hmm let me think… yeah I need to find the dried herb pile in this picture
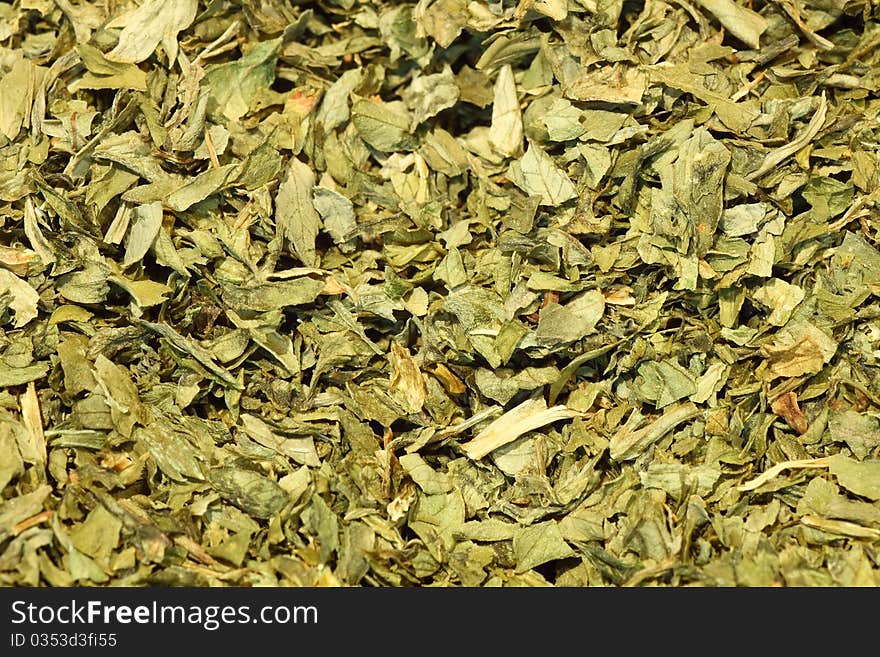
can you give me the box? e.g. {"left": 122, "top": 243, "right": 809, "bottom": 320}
{"left": 2, "top": 0, "right": 880, "bottom": 586}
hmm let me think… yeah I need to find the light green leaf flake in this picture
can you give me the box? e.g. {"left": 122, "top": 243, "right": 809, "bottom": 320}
{"left": 720, "top": 203, "right": 766, "bottom": 237}
{"left": 276, "top": 157, "right": 322, "bottom": 267}
{"left": 240, "top": 413, "right": 320, "bottom": 467}
{"left": 135, "top": 424, "right": 203, "bottom": 482}
{"left": 123, "top": 201, "right": 163, "bottom": 267}
{"left": 73, "top": 44, "right": 147, "bottom": 91}
{"left": 508, "top": 142, "right": 577, "bottom": 206}
{"left": 57, "top": 266, "right": 109, "bottom": 305}
{"left": 543, "top": 98, "right": 584, "bottom": 142}
{"left": 352, "top": 97, "right": 415, "bottom": 152}
{"left": 513, "top": 520, "right": 573, "bottom": 573}
{"left": 633, "top": 359, "right": 697, "bottom": 408}
{"left": 536, "top": 289, "right": 605, "bottom": 345}
{"left": 208, "top": 467, "right": 290, "bottom": 519}
{"left": 401, "top": 65, "right": 460, "bottom": 129}
{"left": 313, "top": 186, "right": 357, "bottom": 252}
{"left": 640, "top": 463, "right": 721, "bottom": 500}
{"left": 164, "top": 163, "right": 238, "bottom": 212}
{"left": 829, "top": 454, "right": 880, "bottom": 502}
{"left": 205, "top": 38, "right": 282, "bottom": 122}
{"left": 673, "top": 128, "right": 730, "bottom": 257}
{"left": 692, "top": 0, "right": 767, "bottom": 49}
{"left": 399, "top": 453, "right": 452, "bottom": 494}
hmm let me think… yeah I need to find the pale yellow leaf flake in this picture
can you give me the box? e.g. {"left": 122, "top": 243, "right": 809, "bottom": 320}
{"left": 389, "top": 341, "right": 427, "bottom": 413}
{"left": 19, "top": 382, "right": 46, "bottom": 472}
{"left": 565, "top": 65, "right": 647, "bottom": 105}
{"left": 0, "top": 58, "right": 35, "bottom": 140}
{"left": 55, "top": 0, "right": 107, "bottom": 43}
{"left": 692, "top": 0, "right": 768, "bottom": 49}
{"left": 105, "top": 0, "right": 198, "bottom": 64}
{"left": 515, "top": 0, "right": 568, "bottom": 21}
{"left": 0, "top": 268, "right": 40, "bottom": 328}
{"left": 488, "top": 65, "right": 523, "bottom": 158}
{"left": 92, "top": 355, "right": 147, "bottom": 438}
{"left": 690, "top": 362, "right": 729, "bottom": 405}
{"left": 0, "top": 244, "right": 34, "bottom": 277}
{"left": 122, "top": 201, "right": 163, "bottom": 267}
{"left": 49, "top": 305, "right": 94, "bottom": 326}
{"left": 752, "top": 278, "right": 805, "bottom": 326}
{"left": 758, "top": 321, "right": 837, "bottom": 380}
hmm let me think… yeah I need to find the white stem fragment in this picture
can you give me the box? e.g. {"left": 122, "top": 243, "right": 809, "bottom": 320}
{"left": 747, "top": 94, "right": 827, "bottom": 181}
{"left": 738, "top": 457, "right": 830, "bottom": 492}
{"left": 460, "top": 397, "right": 582, "bottom": 461}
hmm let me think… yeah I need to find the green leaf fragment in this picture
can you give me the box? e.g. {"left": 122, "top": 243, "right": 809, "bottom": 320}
{"left": 508, "top": 142, "right": 577, "bottom": 206}
{"left": 276, "top": 157, "right": 322, "bottom": 267}
{"left": 513, "top": 521, "right": 574, "bottom": 573}
{"left": 208, "top": 467, "right": 290, "bottom": 519}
